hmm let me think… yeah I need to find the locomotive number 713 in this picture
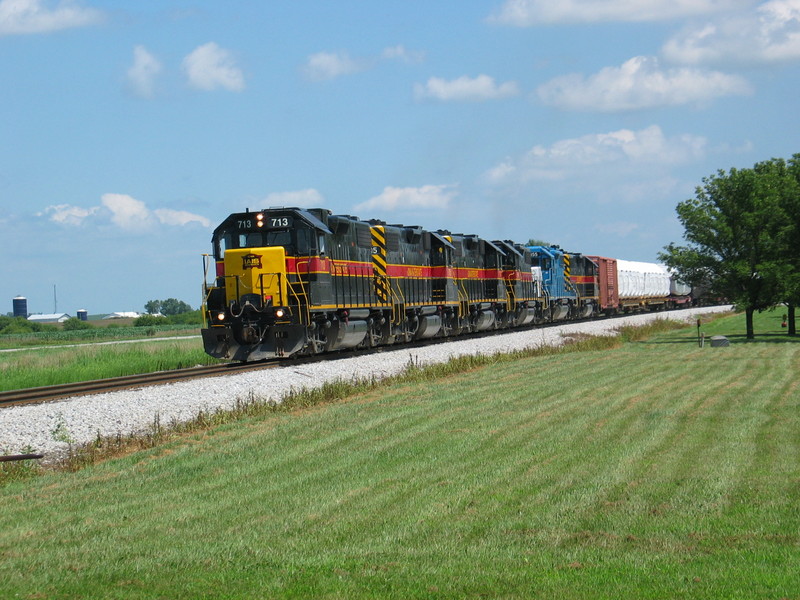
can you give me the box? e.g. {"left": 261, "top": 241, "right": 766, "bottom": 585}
{"left": 236, "top": 216, "right": 292, "bottom": 229}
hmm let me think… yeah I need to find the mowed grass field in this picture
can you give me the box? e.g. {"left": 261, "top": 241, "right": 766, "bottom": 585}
{"left": 1, "top": 310, "right": 798, "bottom": 599}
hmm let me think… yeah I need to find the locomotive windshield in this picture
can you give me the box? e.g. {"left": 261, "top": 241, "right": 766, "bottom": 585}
{"left": 213, "top": 225, "right": 317, "bottom": 259}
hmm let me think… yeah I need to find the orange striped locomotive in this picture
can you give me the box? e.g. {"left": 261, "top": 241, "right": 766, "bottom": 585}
{"left": 201, "top": 207, "right": 543, "bottom": 361}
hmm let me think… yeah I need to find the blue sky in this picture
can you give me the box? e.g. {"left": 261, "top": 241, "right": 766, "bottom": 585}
{"left": 2, "top": 0, "right": 798, "bottom": 315}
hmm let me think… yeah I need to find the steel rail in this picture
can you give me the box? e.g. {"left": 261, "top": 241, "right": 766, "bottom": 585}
{"left": 0, "top": 362, "right": 277, "bottom": 408}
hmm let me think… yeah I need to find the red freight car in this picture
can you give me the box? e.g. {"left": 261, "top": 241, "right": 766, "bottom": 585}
{"left": 586, "top": 255, "right": 618, "bottom": 313}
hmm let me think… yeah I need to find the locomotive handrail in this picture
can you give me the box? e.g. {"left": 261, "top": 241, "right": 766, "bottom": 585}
{"left": 375, "top": 273, "right": 393, "bottom": 307}
{"left": 564, "top": 277, "right": 578, "bottom": 294}
{"left": 504, "top": 272, "right": 516, "bottom": 313}
{"left": 291, "top": 260, "right": 311, "bottom": 326}
{"left": 285, "top": 279, "right": 306, "bottom": 323}
{"left": 456, "top": 278, "right": 470, "bottom": 320}
{"left": 219, "top": 274, "right": 243, "bottom": 312}
{"left": 390, "top": 277, "right": 406, "bottom": 325}
{"left": 256, "top": 272, "right": 281, "bottom": 307}
{"left": 201, "top": 254, "right": 211, "bottom": 296}
{"left": 201, "top": 254, "right": 213, "bottom": 327}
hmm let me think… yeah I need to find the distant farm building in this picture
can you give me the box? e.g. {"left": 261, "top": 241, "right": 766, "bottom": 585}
{"left": 103, "top": 312, "right": 141, "bottom": 319}
{"left": 28, "top": 313, "right": 71, "bottom": 323}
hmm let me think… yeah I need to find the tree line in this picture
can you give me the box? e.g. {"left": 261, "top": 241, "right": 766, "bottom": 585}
{"left": 660, "top": 154, "right": 800, "bottom": 339}
{"left": 144, "top": 298, "right": 193, "bottom": 316}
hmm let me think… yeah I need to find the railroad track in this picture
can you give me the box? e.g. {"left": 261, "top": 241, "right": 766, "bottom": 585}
{"left": 0, "top": 305, "right": 723, "bottom": 409}
{"left": 0, "top": 362, "right": 277, "bottom": 408}
{"left": 0, "top": 327, "right": 503, "bottom": 408}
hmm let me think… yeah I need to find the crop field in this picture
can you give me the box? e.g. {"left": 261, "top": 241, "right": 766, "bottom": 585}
{"left": 1, "top": 310, "right": 798, "bottom": 599}
{"left": 0, "top": 322, "right": 200, "bottom": 350}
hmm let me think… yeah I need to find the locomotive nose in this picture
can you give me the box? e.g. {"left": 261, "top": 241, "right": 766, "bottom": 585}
{"left": 224, "top": 246, "right": 288, "bottom": 307}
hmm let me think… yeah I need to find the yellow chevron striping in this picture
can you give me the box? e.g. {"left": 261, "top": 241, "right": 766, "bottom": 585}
{"left": 371, "top": 225, "right": 390, "bottom": 302}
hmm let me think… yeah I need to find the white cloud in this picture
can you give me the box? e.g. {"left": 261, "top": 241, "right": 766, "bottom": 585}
{"left": 536, "top": 55, "right": 752, "bottom": 112}
{"left": 486, "top": 125, "right": 707, "bottom": 184}
{"left": 40, "top": 194, "right": 210, "bottom": 231}
{"left": 414, "top": 75, "right": 520, "bottom": 102}
{"left": 153, "top": 208, "right": 211, "bottom": 228}
{"left": 264, "top": 189, "right": 325, "bottom": 208}
{"left": 303, "top": 45, "right": 424, "bottom": 81}
{"left": 38, "top": 203, "right": 98, "bottom": 225}
{"left": 126, "top": 45, "right": 162, "bottom": 99}
{"left": 663, "top": 0, "right": 800, "bottom": 64}
{"left": 354, "top": 184, "right": 458, "bottom": 213}
{"left": 381, "top": 44, "right": 425, "bottom": 64}
{"left": 303, "top": 51, "right": 365, "bottom": 81}
{"left": 0, "top": 0, "right": 103, "bottom": 35}
{"left": 101, "top": 193, "right": 154, "bottom": 230}
{"left": 488, "top": 0, "right": 752, "bottom": 26}
{"left": 183, "top": 42, "right": 245, "bottom": 92}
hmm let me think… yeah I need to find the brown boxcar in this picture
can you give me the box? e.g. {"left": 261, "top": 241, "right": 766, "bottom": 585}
{"left": 586, "top": 255, "right": 619, "bottom": 313}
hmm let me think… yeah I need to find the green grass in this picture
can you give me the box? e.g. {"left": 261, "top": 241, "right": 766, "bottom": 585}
{"left": 0, "top": 338, "right": 220, "bottom": 391}
{"left": 1, "top": 309, "right": 798, "bottom": 598}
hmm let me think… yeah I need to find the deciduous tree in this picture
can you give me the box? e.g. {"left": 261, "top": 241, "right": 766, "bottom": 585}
{"left": 660, "top": 165, "right": 786, "bottom": 339}
{"left": 144, "top": 300, "right": 161, "bottom": 315}
{"left": 783, "top": 154, "right": 800, "bottom": 335}
{"left": 159, "top": 298, "right": 193, "bottom": 316}
{"left": 144, "top": 298, "right": 193, "bottom": 316}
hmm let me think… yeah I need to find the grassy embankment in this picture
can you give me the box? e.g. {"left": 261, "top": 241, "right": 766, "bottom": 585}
{"left": 0, "top": 337, "right": 218, "bottom": 391}
{"left": 1, "top": 309, "right": 798, "bottom": 598}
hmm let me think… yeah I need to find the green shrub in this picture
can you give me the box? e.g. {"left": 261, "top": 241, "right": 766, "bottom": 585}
{"left": 134, "top": 314, "right": 166, "bottom": 327}
{"left": 0, "top": 317, "right": 55, "bottom": 335}
{"left": 165, "top": 310, "right": 203, "bottom": 325}
{"left": 61, "top": 317, "right": 93, "bottom": 331}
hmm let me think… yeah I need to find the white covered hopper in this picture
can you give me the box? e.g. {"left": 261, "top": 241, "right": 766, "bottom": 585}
{"left": 616, "top": 260, "right": 671, "bottom": 299}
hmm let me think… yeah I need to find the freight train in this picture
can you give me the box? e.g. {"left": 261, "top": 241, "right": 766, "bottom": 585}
{"left": 201, "top": 207, "right": 692, "bottom": 361}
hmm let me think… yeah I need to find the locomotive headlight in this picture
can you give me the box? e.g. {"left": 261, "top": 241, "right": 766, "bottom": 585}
{"left": 216, "top": 312, "right": 226, "bottom": 322}
{"left": 256, "top": 213, "right": 264, "bottom": 221}
{"left": 275, "top": 308, "right": 285, "bottom": 318}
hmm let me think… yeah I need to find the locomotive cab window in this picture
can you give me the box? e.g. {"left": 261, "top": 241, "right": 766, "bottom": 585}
{"left": 295, "top": 228, "right": 314, "bottom": 255}
{"left": 214, "top": 233, "right": 235, "bottom": 259}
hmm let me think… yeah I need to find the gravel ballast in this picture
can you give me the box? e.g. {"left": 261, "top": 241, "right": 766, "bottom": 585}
{"left": 1, "top": 306, "right": 732, "bottom": 459}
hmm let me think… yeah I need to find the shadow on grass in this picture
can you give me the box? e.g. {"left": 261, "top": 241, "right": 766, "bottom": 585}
{"left": 641, "top": 332, "right": 799, "bottom": 345}
{"left": 722, "top": 333, "right": 800, "bottom": 344}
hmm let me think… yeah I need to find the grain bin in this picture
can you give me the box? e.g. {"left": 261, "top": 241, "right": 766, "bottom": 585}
{"left": 77, "top": 309, "right": 88, "bottom": 321}
{"left": 12, "top": 296, "right": 28, "bottom": 318}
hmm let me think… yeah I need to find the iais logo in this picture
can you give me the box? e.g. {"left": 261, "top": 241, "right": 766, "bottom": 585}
{"left": 242, "top": 253, "right": 262, "bottom": 269}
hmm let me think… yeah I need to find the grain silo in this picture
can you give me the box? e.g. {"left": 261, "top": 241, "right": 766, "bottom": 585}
{"left": 12, "top": 296, "right": 28, "bottom": 318}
